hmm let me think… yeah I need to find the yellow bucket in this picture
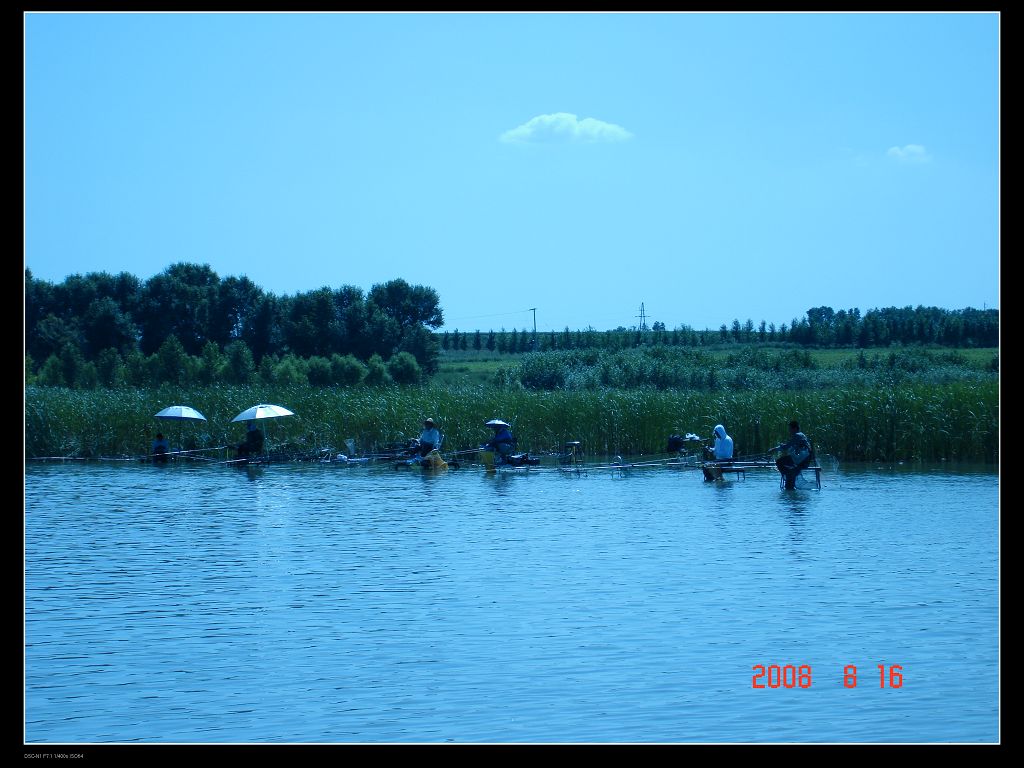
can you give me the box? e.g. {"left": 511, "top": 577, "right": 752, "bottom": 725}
{"left": 424, "top": 449, "right": 448, "bottom": 470}
{"left": 480, "top": 449, "right": 495, "bottom": 471}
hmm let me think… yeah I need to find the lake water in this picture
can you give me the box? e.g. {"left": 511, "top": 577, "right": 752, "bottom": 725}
{"left": 24, "top": 460, "right": 999, "bottom": 744}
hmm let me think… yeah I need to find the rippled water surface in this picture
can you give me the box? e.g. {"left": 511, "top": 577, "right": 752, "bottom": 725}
{"left": 25, "top": 461, "right": 999, "bottom": 743}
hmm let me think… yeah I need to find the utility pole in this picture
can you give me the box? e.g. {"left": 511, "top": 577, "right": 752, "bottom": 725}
{"left": 529, "top": 308, "right": 537, "bottom": 350}
{"left": 637, "top": 303, "right": 648, "bottom": 332}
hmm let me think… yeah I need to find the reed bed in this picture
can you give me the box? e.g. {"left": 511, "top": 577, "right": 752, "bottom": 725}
{"left": 26, "top": 381, "right": 998, "bottom": 463}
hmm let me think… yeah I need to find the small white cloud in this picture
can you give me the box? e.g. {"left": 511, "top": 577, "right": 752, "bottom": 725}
{"left": 887, "top": 144, "right": 932, "bottom": 164}
{"left": 500, "top": 112, "right": 633, "bottom": 144}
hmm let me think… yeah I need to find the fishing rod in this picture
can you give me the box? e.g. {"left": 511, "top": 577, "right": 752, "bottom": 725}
{"left": 144, "top": 446, "right": 230, "bottom": 460}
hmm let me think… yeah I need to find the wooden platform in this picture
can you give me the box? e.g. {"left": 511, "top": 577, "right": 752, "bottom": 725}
{"left": 700, "top": 460, "right": 822, "bottom": 489}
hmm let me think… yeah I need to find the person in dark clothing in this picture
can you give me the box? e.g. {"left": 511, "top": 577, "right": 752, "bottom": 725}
{"left": 151, "top": 433, "right": 170, "bottom": 463}
{"left": 770, "top": 420, "right": 812, "bottom": 489}
{"left": 237, "top": 421, "right": 265, "bottom": 459}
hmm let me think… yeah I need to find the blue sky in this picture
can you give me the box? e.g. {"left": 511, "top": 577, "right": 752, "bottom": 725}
{"left": 25, "top": 12, "right": 999, "bottom": 333}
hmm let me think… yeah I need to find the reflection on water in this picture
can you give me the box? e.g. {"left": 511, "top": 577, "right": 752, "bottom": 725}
{"left": 25, "top": 461, "right": 998, "bottom": 743}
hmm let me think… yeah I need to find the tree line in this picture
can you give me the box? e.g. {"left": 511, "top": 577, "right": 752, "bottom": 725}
{"left": 25, "top": 262, "right": 998, "bottom": 391}
{"left": 25, "top": 264, "right": 443, "bottom": 388}
{"left": 442, "top": 305, "right": 998, "bottom": 353}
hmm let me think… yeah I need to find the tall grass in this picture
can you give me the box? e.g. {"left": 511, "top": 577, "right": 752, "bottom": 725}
{"left": 26, "top": 380, "right": 998, "bottom": 463}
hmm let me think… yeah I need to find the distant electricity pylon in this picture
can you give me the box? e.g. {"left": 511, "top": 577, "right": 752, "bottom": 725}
{"left": 636, "top": 303, "right": 648, "bottom": 331}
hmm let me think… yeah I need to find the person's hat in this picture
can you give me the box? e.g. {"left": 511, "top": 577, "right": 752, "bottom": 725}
{"left": 424, "top": 418, "right": 435, "bottom": 425}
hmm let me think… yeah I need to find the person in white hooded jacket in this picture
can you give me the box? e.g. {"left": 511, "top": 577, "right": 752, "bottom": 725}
{"left": 702, "top": 424, "right": 734, "bottom": 481}
{"left": 707, "top": 424, "right": 734, "bottom": 460}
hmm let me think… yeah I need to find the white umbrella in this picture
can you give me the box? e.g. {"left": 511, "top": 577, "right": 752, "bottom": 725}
{"left": 231, "top": 404, "right": 295, "bottom": 459}
{"left": 231, "top": 404, "right": 295, "bottom": 423}
{"left": 152, "top": 405, "right": 207, "bottom": 458}
{"left": 154, "top": 405, "right": 207, "bottom": 422}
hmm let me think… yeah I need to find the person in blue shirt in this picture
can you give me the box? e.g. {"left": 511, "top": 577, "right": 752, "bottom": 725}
{"left": 484, "top": 420, "right": 516, "bottom": 462}
{"left": 400, "top": 417, "right": 442, "bottom": 461}
{"left": 417, "top": 418, "right": 441, "bottom": 456}
{"left": 770, "top": 420, "right": 813, "bottom": 489}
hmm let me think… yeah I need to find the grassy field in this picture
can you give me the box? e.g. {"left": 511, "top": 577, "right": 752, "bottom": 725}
{"left": 434, "top": 351, "right": 510, "bottom": 386}
{"left": 438, "top": 346, "right": 998, "bottom": 383}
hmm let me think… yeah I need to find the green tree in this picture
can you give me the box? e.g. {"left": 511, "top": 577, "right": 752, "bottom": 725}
{"left": 258, "top": 353, "right": 278, "bottom": 384}
{"left": 156, "top": 335, "right": 192, "bottom": 385}
{"left": 138, "top": 263, "right": 221, "bottom": 355}
{"left": 306, "top": 356, "right": 333, "bottom": 386}
{"left": 367, "top": 278, "right": 444, "bottom": 332}
{"left": 76, "top": 361, "right": 100, "bottom": 390}
{"left": 37, "top": 354, "right": 65, "bottom": 387}
{"left": 59, "top": 343, "right": 85, "bottom": 389}
{"left": 364, "top": 353, "right": 392, "bottom": 386}
{"left": 330, "top": 354, "right": 366, "bottom": 385}
{"left": 387, "top": 351, "right": 421, "bottom": 384}
{"left": 31, "top": 314, "right": 81, "bottom": 363}
{"left": 25, "top": 270, "right": 55, "bottom": 356}
{"left": 246, "top": 294, "right": 282, "bottom": 363}
{"left": 397, "top": 326, "right": 440, "bottom": 374}
{"left": 95, "top": 348, "right": 126, "bottom": 388}
{"left": 272, "top": 354, "right": 308, "bottom": 385}
{"left": 198, "top": 341, "right": 227, "bottom": 385}
{"left": 123, "top": 350, "right": 150, "bottom": 386}
{"left": 82, "top": 296, "right": 138, "bottom": 357}
{"left": 212, "top": 275, "right": 264, "bottom": 347}
{"left": 224, "top": 340, "right": 256, "bottom": 384}
{"left": 282, "top": 287, "right": 345, "bottom": 358}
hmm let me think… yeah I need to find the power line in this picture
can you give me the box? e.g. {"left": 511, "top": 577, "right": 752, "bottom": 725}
{"left": 442, "top": 308, "right": 537, "bottom": 324}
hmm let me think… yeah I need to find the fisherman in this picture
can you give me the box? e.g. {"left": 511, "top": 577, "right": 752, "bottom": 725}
{"left": 702, "top": 424, "right": 734, "bottom": 481}
{"left": 237, "top": 420, "right": 265, "bottom": 459}
{"left": 769, "top": 420, "right": 813, "bottom": 489}
{"left": 417, "top": 418, "right": 442, "bottom": 457}
{"left": 705, "top": 424, "right": 734, "bottom": 461}
{"left": 151, "top": 433, "right": 170, "bottom": 463}
{"left": 484, "top": 420, "right": 516, "bottom": 463}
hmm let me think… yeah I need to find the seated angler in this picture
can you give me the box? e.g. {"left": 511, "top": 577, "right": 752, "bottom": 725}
{"left": 702, "top": 424, "right": 734, "bottom": 481}
{"left": 151, "top": 433, "right": 170, "bottom": 463}
{"left": 483, "top": 419, "right": 516, "bottom": 463}
{"left": 417, "top": 418, "right": 441, "bottom": 457}
{"left": 769, "top": 420, "right": 813, "bottom": 490}
{"left": 237, "top": 421, "right": 265, "bottom": 459}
